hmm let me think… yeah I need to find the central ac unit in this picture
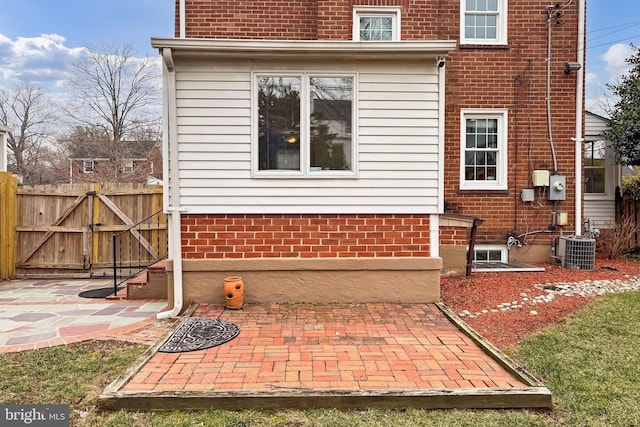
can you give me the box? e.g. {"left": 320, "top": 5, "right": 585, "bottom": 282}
{"left": 555, "top": 236, "right": 596, "bottom": 270}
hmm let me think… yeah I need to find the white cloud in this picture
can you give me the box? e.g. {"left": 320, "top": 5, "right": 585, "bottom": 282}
{"left": 584, "top": 72, "right": 600, "bottom": 87}
{"left": 602, "top": 43, "right": 634, "bottom": 81}
{"left": 0, "top": 33, "right": 86, "bottom": 87}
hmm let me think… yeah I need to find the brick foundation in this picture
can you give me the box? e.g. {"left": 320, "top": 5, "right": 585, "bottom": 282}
{"left": 180, "top": 214, "right": 432, "bottom": 259}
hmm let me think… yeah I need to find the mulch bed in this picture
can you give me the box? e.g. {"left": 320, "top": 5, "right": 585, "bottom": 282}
{"left": 441, "top": 254, "right": 640, "bottom": 350}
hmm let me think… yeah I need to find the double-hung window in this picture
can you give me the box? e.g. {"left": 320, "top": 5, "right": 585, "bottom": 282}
{"left": 461, "top": 0, "right": 507, "bottom": 45}
{"left": 584, "top": 140, "right": 607, "bottom": 195}
{"left": 122, "top": 159, "right": 135, "bottom": 173}
{"left": 353, "top": 7, "right": 400, "bottom": 41}
{"left": 255, "top": 74, "right": 355, "bottom": 176}
{"left": 460, "top": 109, "right": 508, "bottom": 190}
{"left": 82, "top": 160, "right": 95, "bottom": 174}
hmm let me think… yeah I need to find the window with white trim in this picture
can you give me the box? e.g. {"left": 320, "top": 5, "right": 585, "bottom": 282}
{"left": 584, "top": 140, "right": 606, "bottom": 194}
{"left": 353, "top": 7, "right": 401, "bottom": 41}
{"left": 255, "top": 74, "right": 355, "bottom": 176}
{"left": 460, "top": 109, "right": 508, "bottom": 190}
{"left": 473, "top": 244, "right": 507, "bottom": 263}
{"left": 122, "top": 160, "right": 135, "bottom": 173}
{"left": 461, "top": 0, "right": 507, "bottom": 45}
{"left": 82, "top": 160, "right": 95, "bottom": 174}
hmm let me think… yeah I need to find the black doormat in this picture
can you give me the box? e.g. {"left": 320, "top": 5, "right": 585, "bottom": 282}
{"left": 78, "top": 287, "right": 122, "bottom": 299}
{"left": 159, "top": 317, "right": 240, "bottom": 353}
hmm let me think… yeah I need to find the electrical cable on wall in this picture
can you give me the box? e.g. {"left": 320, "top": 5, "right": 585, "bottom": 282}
{"left": 546, "top": 4, "right": 563, "bottom": 175}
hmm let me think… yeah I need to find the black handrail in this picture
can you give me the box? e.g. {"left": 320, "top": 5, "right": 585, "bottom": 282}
{"left": 112, "top": 209, "right": 168, "bottom": 296}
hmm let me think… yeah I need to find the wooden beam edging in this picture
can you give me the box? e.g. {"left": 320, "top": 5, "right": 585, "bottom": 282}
{"left": 435, "top": 302, "right": 550, "bottom": 390}
{"left": 98, "top": 388, "right": 552, "bottom": 411}
{"left": 100, "top": 303, "right": 200, "bottom": 397}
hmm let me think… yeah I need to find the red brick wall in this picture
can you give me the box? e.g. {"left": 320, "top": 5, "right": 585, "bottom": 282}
{"left": 442, "top": 2, "right": 581, "bottom": 245}
{"left": 177, "top": 0, "right": 449, "bottom": 40}
{"left": 439, "top": 226, "right": 469, "bottom": 246}
{"left": 178, "top": 0, "right": 318, "bottom": 39}
{"left": 181, "top": 214, "right": 431, "bottom": 259}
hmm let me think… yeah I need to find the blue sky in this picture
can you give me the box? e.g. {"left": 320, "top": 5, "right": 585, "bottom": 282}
{"left": 0, "top": 0, "right": 172, "bottom": 88}
{"left": 0, "top": 0, "right": 639, "bottom": 111}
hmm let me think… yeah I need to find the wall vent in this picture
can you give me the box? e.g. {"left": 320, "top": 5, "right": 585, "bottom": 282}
{"left": 556, "top": 236, "right": 596, "bottom": 271}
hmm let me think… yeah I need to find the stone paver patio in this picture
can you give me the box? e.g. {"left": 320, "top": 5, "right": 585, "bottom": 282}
{"left": 0, "top": 279, "right": 170, "bottom": 352}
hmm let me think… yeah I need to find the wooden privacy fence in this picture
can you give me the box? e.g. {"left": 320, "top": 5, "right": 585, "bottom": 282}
{"left": 0, "top": 173, "right": 18, "bottom": 279}
{"left": 615, "top": 188, "right": 640, "bottom": 249}
{"left": 0, "top": 174, "right": 167, "bottom": 279}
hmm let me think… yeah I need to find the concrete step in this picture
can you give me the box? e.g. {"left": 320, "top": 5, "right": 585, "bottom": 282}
{"left": 126, "top": 260, "right": 168, "bottom": 300}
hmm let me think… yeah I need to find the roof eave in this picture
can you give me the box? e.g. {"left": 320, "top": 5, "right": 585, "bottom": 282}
{"left": 150, "top": 38, "right": 457, "bottom": 60}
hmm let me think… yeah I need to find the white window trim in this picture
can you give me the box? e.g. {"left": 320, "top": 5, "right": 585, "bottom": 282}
{"left": 252, "top": 71, "right": 358, "bottom": 178}
{"left": 460, "top": 0, "right": 508, "bottom": 45}
{"left": 353, "top": 6, "right": 401, "bottom": 41}
{"left": 459, "top": 108, "right": 508, "bottom": 190}
{"left": 472, "top": 244, "right": 508, "bottom": 263}
{"left": 584, "top": 139, "right": 615, "bottom": 200}
{"left": 82, "top": 160, "right": 95, "bottom": 174}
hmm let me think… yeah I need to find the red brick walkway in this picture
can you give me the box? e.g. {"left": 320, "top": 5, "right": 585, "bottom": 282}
{"left": 121, "top": 303, "right": 527, "bottom": 394}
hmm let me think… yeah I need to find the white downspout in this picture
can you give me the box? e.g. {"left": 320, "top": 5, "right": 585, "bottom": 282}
{"left": 574, "top": 0, "right": 585, "bottom": 236}
{"left": 432, "top": 56, "right": 446, "bottom": 258}
{"left": 179, "top": 0, "right": 186, "bottom": 38}
{"left": 157, "top": 47, "right": 185, "bottom": 319}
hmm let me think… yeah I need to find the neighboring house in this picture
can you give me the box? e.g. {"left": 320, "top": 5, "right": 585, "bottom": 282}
{"left": 583, "top": 111, "right": 622, "bottom": 230}
{"left": 151, "top": 0, "right": 585, "bottom": 312}
{"left": 69, "top": 141, "right": 162, "bottom": 184}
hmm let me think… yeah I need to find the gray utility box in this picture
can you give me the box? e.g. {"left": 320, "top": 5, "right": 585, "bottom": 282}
{"left": 548, "top": 175, "right": 566, "bottom": 200}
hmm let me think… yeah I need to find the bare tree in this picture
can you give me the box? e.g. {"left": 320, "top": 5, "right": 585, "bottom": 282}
{"left": 0, "top": 82, "right": 57, "bottom": 183}
{"left": 65, "top": 43, "right": 161, "bottom": 178}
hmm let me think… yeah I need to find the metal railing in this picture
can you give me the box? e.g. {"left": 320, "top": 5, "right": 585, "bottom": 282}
{"left": 112, "top": 209, "right": 168, "bottom": 296}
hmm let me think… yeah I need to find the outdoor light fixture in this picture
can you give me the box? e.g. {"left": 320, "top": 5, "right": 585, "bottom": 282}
{"left": 564, "top": 61, "right": 581, "bottom": 73}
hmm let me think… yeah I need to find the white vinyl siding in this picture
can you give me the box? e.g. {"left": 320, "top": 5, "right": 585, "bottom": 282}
{"left": 172, "top": 59, "right": 440, "bottom": 214}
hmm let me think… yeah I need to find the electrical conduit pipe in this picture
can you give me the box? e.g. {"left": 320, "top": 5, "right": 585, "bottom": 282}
{"left": 574, "top": 0, "right": 585, "bottom": 236}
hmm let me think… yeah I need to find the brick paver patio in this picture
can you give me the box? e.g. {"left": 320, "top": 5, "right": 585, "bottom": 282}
{"left": 119, "top": 303, "right": 530, "bottom": 396}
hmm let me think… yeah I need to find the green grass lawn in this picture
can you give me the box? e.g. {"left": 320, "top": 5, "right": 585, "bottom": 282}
{"left": 1, "top": 292, "right": 639, "bottom": 426}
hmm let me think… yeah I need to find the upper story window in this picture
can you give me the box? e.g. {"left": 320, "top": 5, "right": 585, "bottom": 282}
{"left": 255, "top": 73, "right": 355, "bottom": 177}
{"left": 353, "top": 7, "right": 401, "bottom": 41}
{"left": 584, "top": 140, "right": 606, "bottom": 194}
{"left": 461, "top": 0, "right": 507, "bottom": 45}
{"left": 122, "top": 160, "right": 135, "bottom": 173}
{"left": 82, "top": 160, "right": 95, "bottom": 174}
{"left": 460, "top": 109, "right": 508, "bottom": 190}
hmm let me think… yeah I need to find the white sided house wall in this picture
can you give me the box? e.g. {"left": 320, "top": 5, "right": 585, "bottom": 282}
{"left": 584, "top": 111, "right": 619, "bottom": 229}
{"left": 174, "top": 59, "right": 441, "bottom": 214}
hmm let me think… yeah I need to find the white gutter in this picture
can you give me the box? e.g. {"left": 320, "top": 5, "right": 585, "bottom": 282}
{"left": 574, "top": 0, "right": 585, "bottom": 235}
{"left": 179, "top": 0, "right": 186, "bottom": 38}
{"left": 150, "top": 38, "right": 457, "bottom": 60}
{"left": 157, "top": 47, "right": 185, "bottom": 319}
{"left": 437, "top": 57, "right": 446, "bottom": 214}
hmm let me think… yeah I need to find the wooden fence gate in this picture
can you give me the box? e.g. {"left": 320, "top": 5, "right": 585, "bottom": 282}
{"left": 0, "top": 176, "right": 167, "bottom": 279}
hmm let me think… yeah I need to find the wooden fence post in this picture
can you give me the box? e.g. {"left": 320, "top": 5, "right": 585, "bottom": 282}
{"left": 0, "top": 173, "right": 18, "bottom": 280}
